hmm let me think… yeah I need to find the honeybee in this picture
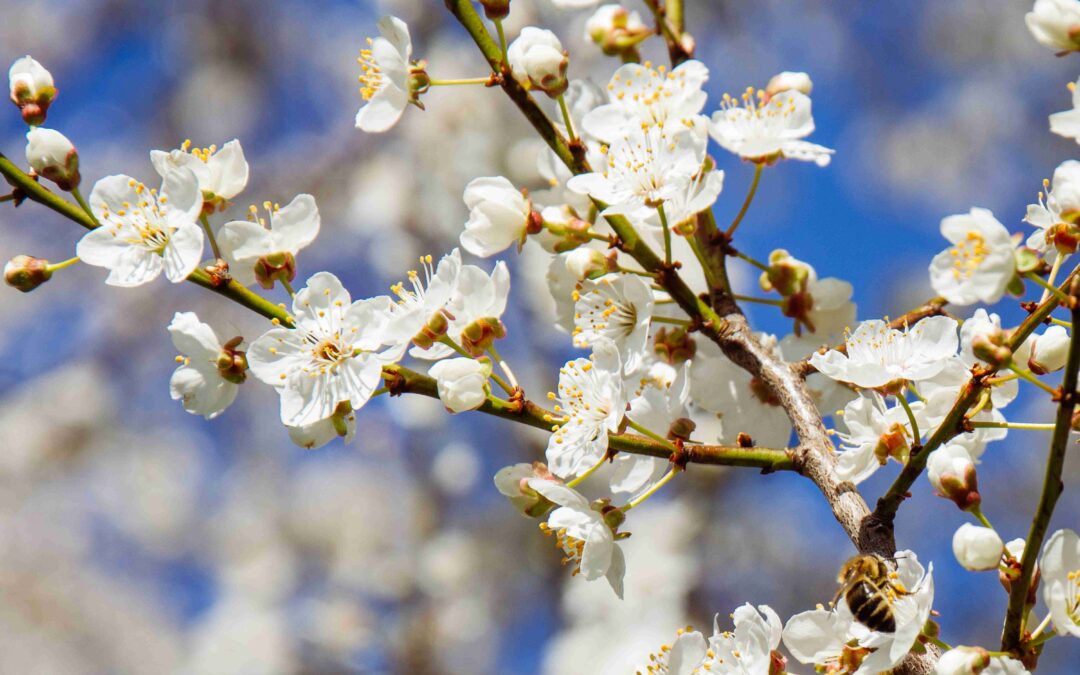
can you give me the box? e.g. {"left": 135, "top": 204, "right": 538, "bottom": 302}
{"left": 833, "top": 554, "right": 911, "bottom": 633}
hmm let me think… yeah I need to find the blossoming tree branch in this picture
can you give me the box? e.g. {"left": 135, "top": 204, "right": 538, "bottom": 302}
{"left": 4, "top": 0, "right": 1080, "bottom": 672}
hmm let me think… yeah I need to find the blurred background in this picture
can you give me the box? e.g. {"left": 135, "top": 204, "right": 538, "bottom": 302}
{"left": 0, "top": 0, "right": 1078, "bottom": 672}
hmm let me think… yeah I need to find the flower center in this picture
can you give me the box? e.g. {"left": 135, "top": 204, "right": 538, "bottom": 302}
{"left": 1068, "top": 569, "right": 1079, "bottom": 625}
{"left": 539, "top": 523, "right": 586, "bottom": 576}
{"left": 180, "top": 139, "right": 217, "bottom": 162}
{"left": 101, "top": 179, "right": 172, "bottom": 256}
{"left": 357, "top": 39, "right": 385, "bottom": 101}
{"left": 948, "top": 230, "right": 989, "bottom": 280}
{"left": 572, "top": 288, "right": 639, "bottom": 341}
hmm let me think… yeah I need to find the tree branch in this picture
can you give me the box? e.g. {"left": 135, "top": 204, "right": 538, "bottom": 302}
{"left": 1001, "top": 276, "right": 1080, "bottom": 652}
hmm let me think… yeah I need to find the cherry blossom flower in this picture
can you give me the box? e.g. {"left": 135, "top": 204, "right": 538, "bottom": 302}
{"left": 8, "top": 55, "right": 55, "bottom": 124}
{"left": 572, "top": 273, "right": 655, "bottom": 373}
{"left": 834, "top": 393, "right": 923, "bottom": 485}
{"left": 168, "top": 312, "right": 243, "bottom": 420}
{"left": 584, "top": 5, "right": 650, "bottom": 58}
{"left": 460, "top": 176, "right": 534, "bottom": 257}
{"left": 25, "top": 127, "right": 79, "bottom": 191}
{"left": 1028, "top": 325, "right": 1071, "bottom": 374}
{"left": 1026, "top": 0, "right": 1080, "bottom": 53}
{"left": 247, "top": 272, "right": 395, "bottom": 428}
{"left": 953, "top": 524, "right": 1004, "bottom": 571}
{"left": 615, "top": 365, "right": 690, "bottom": 495}
{"left": 507, "top": 27, "right": 568, "bottom": 97}
{"left": 287, "top": 412, "right": 356, "bottom": 450}
{"left": 494, "top": 463, "right": 560, "bottom": 517}
{"left": 355, "top": 16, "right": 414, "bottom": 133}
{"left": 928, "top": 444, "right": 981, "bottom": 511}
{"left": 809, "top": 316, "right": 959, "bottom": 389}
{"left": 150, "top": 139, "right": 249, "bottom": 210}
{"left": 545, "top": 351, "right": 626, "bottom": 479}
{"left": 929, "top": 208, "right": 1017, "bottom": 306}
{"left": 638, "top": 628, "right": 708, "bottom": 675}
{"left": 530, "top": 479, "right": 627, "bottom": 597}
{"left": 384, "top": 250, "right": 462, "bottom": 358}
{"left": 1039, "top": 528, "right": 1080, "bottom": 637}
{"left": 444, "top": 260, "right": 511, "bottom": 357}
{"left": 76, "top": 169, "right": 204, "bottom": 287}
{"left": 582, "top": 60, "right": 710, "bottom": 141}
{"left": 702, "top": 604, "right": 785, "bottom": 674}
{"left": 765, "top": 71, "right": 813, "bottom": 98}
{"left": 1050, "top": 79, "right": 1080, "bottom": 143}
{"left": 1024, "top": 159, "right": 1080, "bottom": 261}
{"left": 218, "top": 194, "right": 321, "bottom": 288}
{"left": 935, "top": 646, "right": 990, "bottom": 675}
{"left": 782, "top": 552, "right": 934, "bottom": 675}
{"left": 428, "top": 357, "right": 491, "bottom": 413}
{"left": 709, "top": 88, "right": 833, "bottom": 166}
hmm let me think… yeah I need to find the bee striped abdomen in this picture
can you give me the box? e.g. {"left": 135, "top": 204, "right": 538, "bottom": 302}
{"left": 847, "top": 581, "right": 896, "bottom": 633}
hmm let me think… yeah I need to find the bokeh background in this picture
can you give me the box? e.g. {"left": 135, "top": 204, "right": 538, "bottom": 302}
{"left": 0, "top": 0, "right": 1078, "bottom": 672}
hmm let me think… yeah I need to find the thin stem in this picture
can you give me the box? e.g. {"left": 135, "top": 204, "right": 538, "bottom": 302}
{"left": 1050, "top": 317, "right": 1073, "bottom": 328}
{"left": 897, "top": 394, "right": 921, "bottom": 443}
{"left": 494, "top": 18, "right": 508, "bottom": 65}
{"left": 1001, "top": 279, "right": 1080, "bottom": 651}
{"left": 280, "top": 278, "right": 296, "bottom": 297}
{"left": 732, "top": 249, "right": 769, "bottom": 271}
{"left": 970, "top": 421, "right": 1057, "bottom": 431}
{"left": 986, "top": 373, "right": 1021, "bottom": 386}
{"left": 428, "top": 77, "right": 491, "bottom": 86}
{"left": 489, "top": 370, "right": 514, "bottom": 395}
{"left": 623, "top": 466, "right": 680, "bottom": 511}
{"left": 437, "top": 334, "right": 474, "bottom": 359}
{"left": 44, "top": 255, "right": 80, "bottom": 273}
{"left": 726, "top": 163, "right": 763, "bottom": 238}
{"left": 1006, "top": 362, "right": 1057, "bottom": 396}
{"left": 908, "top": 384, "right": 927, "bottom": 403}
{"left": 657, "top": 201, "right": 672, "bottom": 265}
{"left": 652, "top": 315, "right": 691, "bottom": 326}
{"left": 625, "top": 419, "right": 677, "bottom": 451}
{"left": 71, "top": 187, "right": 98, "bottom": 224}
{"left": 370, "top": 386, "right": 389, "bottom": 399}
{"left": 200, "top": 214, "right": 222, "bottom": 260}
{"left": 1026, "top": 271, "right": 1071, "bottom": 304}
{"left": 1029, "top": 613, "right": 1055, "bottom": 640}
{"left": 616, "top": 266, "right": 656, "bottom": 278}
{"left": 732, "top": 294, "right": 784, "bottom": 307}
{"left": 557, "top": 94, "right": 577, "bottom": 143}
{"left": 0, "top": 192, "right": 14, "bottom": 203}
{"left": 1043, "top": 255, "right": 1063, "bottom": 303}
{"left": 969, "top": 504, "right": 995, "bottom": 530}
{"left": 566, "top": 455, "right": 607, "bottom": 489}
{"left": 487, "top": 343, "right": 519, "bottom": 390}
{"left": 686, "top": 235, "right": 719, "bottom": 288}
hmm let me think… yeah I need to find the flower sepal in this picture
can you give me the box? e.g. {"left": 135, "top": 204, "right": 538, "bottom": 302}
{"left": 253, "top": 251, "right": 297, "bottom": 290}
{"left": 215, "top": 335, "right": 248, "bottom": 385}
{"left": 460, "top": 316, "right": 506, "bottom": 357}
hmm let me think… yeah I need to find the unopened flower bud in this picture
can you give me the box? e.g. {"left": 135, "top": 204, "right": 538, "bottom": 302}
{"left": 668, "top": 417, "right": 696, "bottom": 442}
{"left": 935, "top": 646, "right": 990, "bottom": 675}
{"left": 215, "top": 336, "right": 248, "bottom": 385}
{"left": 768, "top": 650, "right": 787, "bottom": 675}
{"left": 479, "top": 0, "right": 510, "bottom": 20}
{"left": 508, "top": 28, "right": 569, "bottom": 98}
{"left": 654, "top": 326, "right": 696, "bottom": 364}
{"left": 765, "top": 71, "right": 812, "bottom": 99}
{"left": 760, "top": 249, "right": 812, "bottom": 297}
{"left": 25, "top": 127, "right": 79, "bottom": 191}
{"left": 8, "top": 56, "right": 56, "bottom": 125}
{"left": 952, "top": 523, "right": 1004, "bottom": 571}
{"left": 253, "top": 251, "right": 296, "bottom": 290}
{"left": 565, "top": 248, "right": 610, "bottom": 280}
{"left": 1014, "top": 247, "right": 1043, "bottom": 275}
{"left": 460, "top": 316, "right": 506, "bottom": 357}
{"left": 494, "top": 463, "right": 559, "bottom": 517}
{"left": 4, "top": 254, "right": 51, "bottom": 292}
{"left": 429, "top": 357, "right": 491, "bottom": 413}
{"left": 585, "top": 5, "right": 651, "bottom": 58}
{"left": 1028, "top": 325, "right": 1070, "bottom": 375}
{"left": 970, "top": 331, "right": 1012, "bottom": 369}
{"left": 927, "top": 445, "right": 981, "bottom": 511}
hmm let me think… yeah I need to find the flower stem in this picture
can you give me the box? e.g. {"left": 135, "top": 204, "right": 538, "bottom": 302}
{"left": 566, "top": 455, "right": 607, "bottom": 489}
{"left": 437, "top": 335, "right": 474, "bottom": 359}
{"left": 970, "top": 420, "right": 1057, "bottom": 431}
{"left": 622, "top": 466, "right": 679, "bottom": 511}
{"left": 687, "top": 235, "right": 719, "bottom": 288}
{"left": 557, "top": 93, "right": 577, "bottom": 143}
{"left": 371, "top": 386, "right": 389, "bottom": 399}
{"left": 625, "top": 419, "right": 677, "bottom": 449}
{"left": 280, "top": 278, "right": 296, "bottom": 297}
{"left": 1042, "top": 255, "right": 1063, "bottom": 304}
{"left": 494, "top": 18, "right": 508, "bottom": 65}
{"left": 656, "top": 201, "right": 672, "bottom": 265}
{"left": 487, "top": 343, "right": 519, "bottom": 390}
{"left": 71, "top": 187, "right": 98, "bottom": 225}
{"left": 897, "top": 394, "right": 921, "bottom": 443}
{"left": 969, "top": 504, "right": 995, "bottom": 530}
{"left": 428, "top": 77, "right": 491, "bottom": 86}
{"left": 616, "top": 266, "right": 656, "bottom": 278}
{"left": 200, "top": 214, "right": 222, "bottom": 260}
{"left": 732, "top": 249, "right": 769, "bottom": 271}
{"left": 732, "top": 294, "right": 784, "bottom": 307}
{"left": 1025, "top": 271, "right": 1071, "bottom": 304}
{"left": 1029, "top": 613, "right": 1055, "bottom": 641}
{"left": 45, "top": 256, "right": 80, "bottom": 273}
{"left": 0, "top": 192, "right": 14, "bottom": 203}
{"left": 726, "top": 163, "right": 763, "bottom": 238}
{"left": 652, "top": 315, "right": 691, "bottom": 326}
{"left": 1005, "top": 362, "right": 1057, "bottom": 396}
{"left": 1050, "top": 317, "right": 1073, "bottom": 328}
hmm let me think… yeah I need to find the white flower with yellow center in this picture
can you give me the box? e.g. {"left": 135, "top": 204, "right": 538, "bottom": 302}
{"left": 709, "top": 88, "right": 833, "bottom": 166}
{"left": 834, "top": 393, "right": 923, "bottom": 485}
{"left": 150, "top": 139, "right": 249, "bottom": 208}
{"left": 217, "top": 194, "right": 321, "bottom": 288}
{"left": 1040, "top": 528, "right": 1080, "bottom": 638}
{"left": 1050, "top": 79, "right": 1080, "bottom": 143}
{"left": 545, "top": 352, "right": 626, "bottom": 479}
{"left": 572, "top": 273, "right": 655, "bottom": 373}
{"left": 582, "top": 59, "right": 710, "bottom": 142}
{"left": 929, "top": 207, "right": 1017, "bottom": 306}
{"left": 1026, "top": 0, "right": 1080, "bottom": 53}
{"left": 247, "top": 272, "right": 395, "bottom": 428}
{"left": 384, "top": 250, "right": 462, "bottom": 359}
{"left": 168, "top": 311, "right": 243, "bottom": 420}
{"left": 355, "top": 16, "right": 413, "bottom": 133}
{"left": 1025, "top": 159, "right": 1080, "bottom": 261}
{"left": 568, "top": 123, "right": 709, "bottom": 224}
{"left": 76, "top": 169, "right": 204, "bottom": 287}
{"left": 809, "top": 316, "right": 959, "bottom": 389}
{"left": 704, "top": 604, "right": 785, "bottom": 675}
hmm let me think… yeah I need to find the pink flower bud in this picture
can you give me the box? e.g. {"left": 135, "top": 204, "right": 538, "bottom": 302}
{"left": 927, "top": 444, "right": 981, "bottom": 511}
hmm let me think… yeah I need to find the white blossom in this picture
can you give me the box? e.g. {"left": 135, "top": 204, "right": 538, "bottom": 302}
{"left": 766, "top": 71, "right": 813, "bottom": 98}
{"left": 1028, "top": 325, "right": 1071, "bottom": 374}
{"left": 934, "top": 646, "right": 989, "bottom": 675}
{"left": 834, "top": 393, "right": 922, "bottom": 485}
{"left": 287, "top": 413, "right": 357, "bottom": 450}
{"left": 952, "top": 524, "right": 1004, "bottom": 571}
{"left": 615, "top": 365, "right": 689, "bottom": 495}
{"left": 584, "top": 4, "right": 650, "bottom": 57}
{"left": 1039, "top": 528, "right": 1080, "bottom": 637}
{"left": 460, "top": 176, "right": 533, "bottom": 257}
{"left": 709, "top": 88, "right": 833, "bottom": 166}
{"left": 247, "top": 272, "right": 395, "bottom": 428}
{"left": 809, "top": 316, "right": 959, "bottom": 389}
{"left": 507, "top": 27, "right": 568, "bottom": 97}
{"left": 1026, "top": 0, "right": 1080, "bottom": 53}
{"left": 385, "top": 250, "right": 462, "bottom": 358}
{"left": 702, "top": 604, "right": 784, "bottom": 674}
{"left": 582, "top": 60, "right": 710, "bottom": 141}
{"left": 530, "top": 479, "right": 626, "bottom": 597}
{"left": 546, "top": 352, "right": 626, "bottom": 479}
{"left": 76, "top": 170, "right": 204, "bottom": 287}
{"left": 150, "top": 139, "right": 249, "bottom": 206}
{"left": 355, "top": 16, "right": 413, "bottom": 133}
{"left": 167, "top": 312, "right": 241, "bottom": 420}
{"left": 25, "top": 127, "right": 79, "bottom": 190}
{"left": 428, "top": 358, "right": 491, "bottom": 413}
{"left": 1050, "top": 79, "right": 1080, "bottom": 143}
{"left": 929, "top": 208, "right": 1017, "bottom": 306}
{"left": 1026, "top": 159, "right": 1080, "bottom": 262}
{"left": 572, "top": 273, "right": 655, "bottom": 374}
{"left": 8, "top": 55, "right": 55, "bottom": 124}
{"left": 218, "top": 194, "right": 321, "bottom": 287}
